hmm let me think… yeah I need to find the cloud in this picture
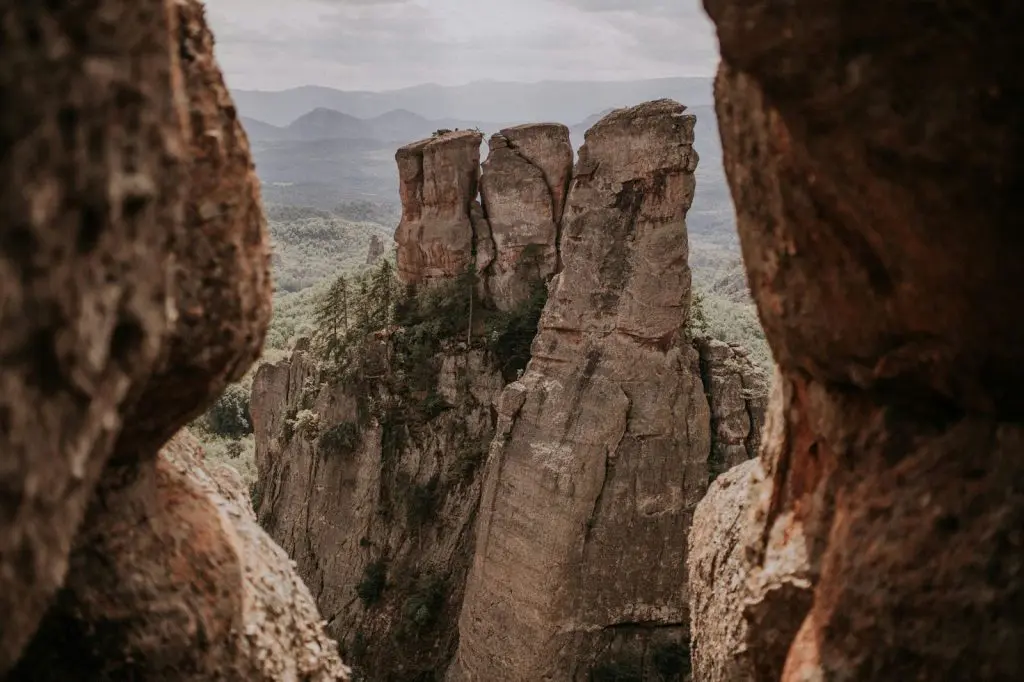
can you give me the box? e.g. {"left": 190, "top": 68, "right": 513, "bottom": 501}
{"left": 203, "top": 0, "right": 718, "bottom": 91}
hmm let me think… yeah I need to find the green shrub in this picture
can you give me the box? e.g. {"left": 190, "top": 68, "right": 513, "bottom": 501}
{"left": 319, "top": 422, "right": 361, "bottom": 456}
{"left": 406, "top": 476, "right": 440, "bottom": 527}
{"left": 401, "top": 575, "right": 447, "bottom": 635}
{"left": 206, "top": 384, "right": 253, "bottom": 438}
{"left": 356, "top": 560, "right": 387, "bottom": 607}
{"left": 294, "top": 409, "right": 321, "bottom": 441}
{"left": 485, "top": 280, "right": 547, "bottom": 382}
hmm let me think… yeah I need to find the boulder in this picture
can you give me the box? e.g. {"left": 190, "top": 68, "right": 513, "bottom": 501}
{"left": 0, "top": 0, "right": 186, "bottom": 670}
{"left": 703, "top": 0, "right": 1024, "bottom": 677}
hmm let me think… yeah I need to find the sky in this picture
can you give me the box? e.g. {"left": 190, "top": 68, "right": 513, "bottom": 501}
{"left": 204, "top": 0, "right": 719, "bottom": 92}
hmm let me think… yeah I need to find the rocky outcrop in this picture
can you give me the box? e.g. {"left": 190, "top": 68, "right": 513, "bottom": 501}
{"left": 11, "top": 431, "right": 350, "bottom": 681}
{"left": 0, "top": 0, "right": 185, "bottom": 670}
{"left": 366, "top": 234, "right": 385, "bottom": 264}
{"left": 697, "top": 338, "right": 769, "bottom": 479}
{"left": 477, "top": 124, "right": 573, "bottom": 310}
{"left": 0, "top": 0, "right": 344, "bottom": 678}
{"left": 252, "top": 343, "right": 504, "bottom": 680}
{"left": 699, "top": 0, "right": 1024, "bottom": 678}
{"left": 687, "top": 458, "right": 762, "bottom": 682}
{"left": 451, "top": 99, "right": 706, "bottom": 680}
{"left": 394, "top": 130, "right": 483, "bottom": 284}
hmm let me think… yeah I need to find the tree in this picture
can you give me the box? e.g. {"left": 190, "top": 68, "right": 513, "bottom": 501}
{"left": 314, "top": 274, "right": 350, "bottom": 362}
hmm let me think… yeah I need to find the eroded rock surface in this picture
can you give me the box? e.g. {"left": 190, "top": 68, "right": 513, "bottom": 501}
{"left": 697, "top": 338, "right": 769, "bottom": 479}
{"left": 452, "top": 99, "right": 706, "bottom": 680}
{"left": 701, "top": 0, "right": 1024, "bottom": 678}
{"left": 11, "top": 431, "right": 350, "bottom": 681}
{"left": 687, "top": 458, "right": 761, "bottom": 682}
{"left": 252, "top": 343, "right": 503, "bottom": 680}
{"left": 478, "top": 124, "right": 572, "bottom": 310}
{"left": 0, "top": 0, "right": 185, "bottom": 670}
{"left": 394, "top": 130, "right": 484, "bottom": 284}
{"left": 1, "top": 0, "right": 343, "bottom": 678}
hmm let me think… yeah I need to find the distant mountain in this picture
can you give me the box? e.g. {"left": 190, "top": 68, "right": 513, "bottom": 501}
{"left": 242, "top": 107, "right": 493, "bottom": 145}
{"left": 287, "top": 107, "right": 374, "bottom": 141}
{"left": 232, "top": 77, "right": 713, "bottom": 128}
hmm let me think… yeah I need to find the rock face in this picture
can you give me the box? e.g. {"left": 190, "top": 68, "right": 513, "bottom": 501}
{"left": 451, "top": 100, "right": 707, "bottom": 680}
{"left": 699, "top": 0, "right": 1024, "bottom": 678}
{"left": 687, "top": 458, "right": 762, "bottom": 682}
{"left": 697, "top": 338, "right": 769, "bottom": 479}
{"left": 252, "top": 344, "right": 504, "bottom": 680}
{"left": 0, "top": 0, "right": 185, "bottom": 670}
{"left": 11, "top": 431, "right": 350, "bottom": 681}
{"left": 0, "top": 0, "right": 345, "bottom": 678}
{"left": 394, "top": 130, "right": 484, "bottom": 284}
{"left": 477, "top": 124, "right": 573, "bottom": 310}
{"left": 256, "top": 100, "right": 770, "bottom": 681}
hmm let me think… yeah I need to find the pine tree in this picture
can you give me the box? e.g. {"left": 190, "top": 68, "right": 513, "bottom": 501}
{"left": 314, "top": 274, "right": 350, "bottom": 362}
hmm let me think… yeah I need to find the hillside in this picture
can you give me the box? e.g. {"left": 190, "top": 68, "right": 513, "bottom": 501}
{"left": 233, "top": 77, "right": 713, "bottom": 127}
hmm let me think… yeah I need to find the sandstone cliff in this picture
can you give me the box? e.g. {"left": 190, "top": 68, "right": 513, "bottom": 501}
{"left": 254, "top": 100, "right": 769, "bottom": 681}
{"left": 252, "top": 340, "right": 503, "bottom": 679}
{"left": 0, "top": 1, "right": 345, "bottom": 677}
{"left": 394, "top": 130, "right": 484, "bottom": 285}
{"left": 452, "top": 99, "right": 707, "bottom": 681}
{"left": 477, "top": 123, "right": 573, "bottom": 310}
{"left": 688, "top": 0, "right": 1024, "bottom": 679}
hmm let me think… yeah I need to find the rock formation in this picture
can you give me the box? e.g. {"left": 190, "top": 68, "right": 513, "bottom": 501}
{"left": 477, "top": 124, "right": 573, "bottom": 310}
{"left": 687, "top": 458, "right": 762, "bottom": 682}
{"left": 691, "top": 0, "right": 1024, "bottom": 678}
{"left": 394, "top": 130, "right": 484, "bottom": 284}
{"left": 256, "top": 100, "right": 769, "bottom": 681}
{"left": 366, "top": 234, "right": 385, "bottom": 264}
{"left": 0, "top": 0, "right": 345, "bottom": 677}
{"left": 11, "top": 431, "right": 350, "bottom": 681}
{"left": 697, "top": 338, "right": 769, "bottom": 479}
{"left": 252, "top": 343, "right": 504, "bottom": 679}
{"left": 0, "top": 0, "right": 185, "bottom": 670}
{"left": 451, "top": 99, "right": 707, "bottom": 680}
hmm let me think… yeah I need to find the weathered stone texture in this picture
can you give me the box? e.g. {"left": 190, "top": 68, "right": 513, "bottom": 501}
{"left": 687, "top": 458, "right": 761, "bottom": 682}
{"left": 11, "top": 431, "right": 350, "bottom": 681}
{"left": 478, "top": 124, "right": 573, "bottom": 310}
{"left": 451, "top": 99, "right": 707, "bottom": 680}
{"left": 394, "top": 130, "right": 484, "bottom": 284}
{"left": 0, "top": 0, "right": 342, "bottom": 677}
{"left": 699, "top": 0, "right": 1024, "bottom": 678}
{"left": 252, "top": 344, "right": 503, "bottom": 680}
{"left": 697, "top": 338, "right": 769, "bottom": 477}
{"left": 0, "top": 0, "right": 186, "bottom": 670}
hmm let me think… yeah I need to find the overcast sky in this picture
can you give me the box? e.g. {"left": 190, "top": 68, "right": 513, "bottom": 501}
{"left": 204, "top": 0, "right": 719, "bottom": 92}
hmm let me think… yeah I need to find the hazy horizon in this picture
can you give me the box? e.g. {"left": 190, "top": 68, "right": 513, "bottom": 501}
{"left": 233, "top": 74, "right": 711, "bottom": 95}
{"left": 205, "top": 0, "right": 719, "bottom": 92}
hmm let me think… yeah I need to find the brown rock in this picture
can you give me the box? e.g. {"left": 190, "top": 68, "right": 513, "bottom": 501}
{"left": 394, "top": 130, "right": 484, "bottom": 285}
{"left": 452, "top": 99, "right": 706, "bottom": 680}
{"left": 0, "top": 0, "right": 186, "bottom": 671}
{"left": 687, "top": 458, "right": 762, "bottom": 682}
{"left": 703, "top": 0, "right": 1024, "bottom": 677}
{"left": 366, "top": 234, "right": 385, "bottom": 264}
{"left": 478, "top": 124, "right": 572, "bottom": 311}
{"left": 687, "top": 375, "right": 813, "bottom": 682}
{"left": 4, "top": 2, "right": 341, "bottom": 678}
{"left": 10, "top": 431, "right": 350, "bottom": 681}
{"left": 116, "top": 0, "right": 273, "bottom": 459}
{"left": 696, "top": 338, "right": 769, "bottom": 478}
{"left": 252, "top": 344, "right": 503, "bottom": 680}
